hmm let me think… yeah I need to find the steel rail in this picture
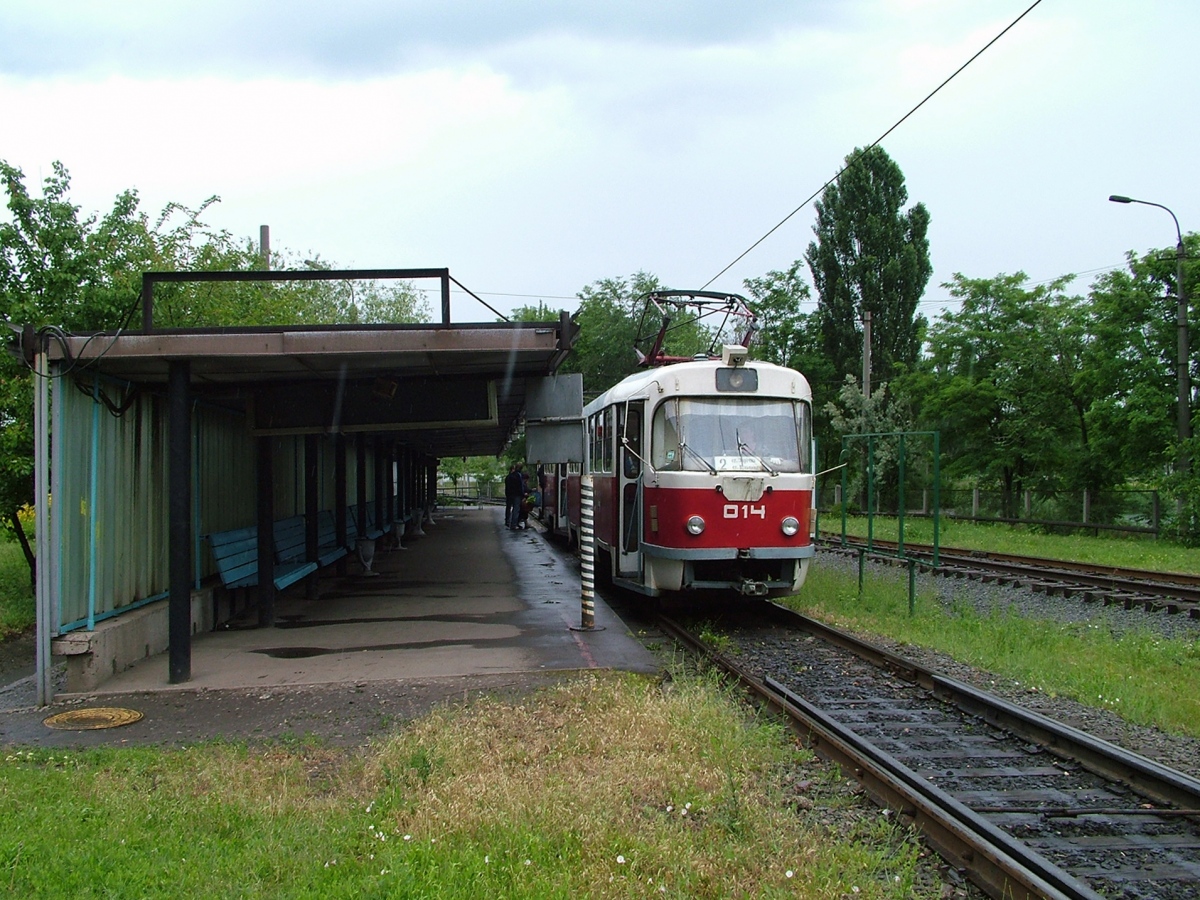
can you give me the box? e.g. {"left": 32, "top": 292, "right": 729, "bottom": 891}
{"left": 657, "top": 614, "right": 1101, "bottom": 900}
{"left": 757, "top": 603, "right": 1200, "bottom": 812}
{"left": 824, "top": 534, "right": 1200, "bottom": 590}
{"left": 822, "top": 536, "right": 1200, "bottom": 609}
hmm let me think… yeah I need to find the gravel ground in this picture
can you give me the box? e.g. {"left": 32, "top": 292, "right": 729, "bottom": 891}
{"left": 815, "top": 551, "right": 1200, "bottom": 781}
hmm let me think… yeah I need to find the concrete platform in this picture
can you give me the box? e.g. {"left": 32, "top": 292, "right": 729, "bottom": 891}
{"left": 72, "top": 506, "right": 658, "bottom": 696}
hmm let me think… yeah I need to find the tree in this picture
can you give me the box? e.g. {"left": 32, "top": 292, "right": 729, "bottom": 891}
{"left": 825, "top": 374, "right": 921, "bottom": 513}
{"left": 805, "top": 145, "right": 931, "bottom": 388}
{"left": 742, "top": 260, "right": 811, "bottom": 369}
{"left": 0, "top": 161, "right": 165, "bottom": 584}
{"left": 1086, "top": 237, "right": 1200, "bottom": 537}
{"left": 923, "top": 273, "right": 1102, "bottom": 515}
{"left": 558, "top": 272, "right": 709, "bottom": 396}
{"left": 0, "top": 160, "right": 433, "bottom": 588}
{"left": 743, "top": 262, "right": 840, "bottom": 472}
{"left": 508, "top": 300, "right": 561, "bottom": 323}
{"left": 281, "top": 254, "right": 431, "bottom": 326}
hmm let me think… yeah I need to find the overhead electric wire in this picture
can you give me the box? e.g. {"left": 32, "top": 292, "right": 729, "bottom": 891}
{"left": 700, "top": 0, "right": 1046, "bottom": 291}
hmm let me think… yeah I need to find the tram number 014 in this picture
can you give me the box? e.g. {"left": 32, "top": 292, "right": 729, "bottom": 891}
{"left": 723, "top": 504, "right": 766, "bottom": 519}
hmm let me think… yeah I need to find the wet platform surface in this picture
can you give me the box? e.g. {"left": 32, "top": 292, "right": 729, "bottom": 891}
{"left": 93, "top": 506, "right": 659, "bottom": 694}
{"left": 0, "top": 507, "right": 661, "bottom": 747}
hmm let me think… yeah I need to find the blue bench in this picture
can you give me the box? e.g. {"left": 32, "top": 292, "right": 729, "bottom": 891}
{"left": 348, "top": 504, "right": 385, "bottom": 541}
{"left": 366, "top": 501, "right": 386, "bottom": 538}
{"left": 207, "top": 523, "right": 318, "bottom": 593}
{"left": 316, "top": 510, "right": 350, "bottom": 567}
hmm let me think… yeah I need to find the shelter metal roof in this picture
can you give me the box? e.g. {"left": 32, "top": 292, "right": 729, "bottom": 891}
{"left": 48, "top": 318, "right": 578, "bottom": 459}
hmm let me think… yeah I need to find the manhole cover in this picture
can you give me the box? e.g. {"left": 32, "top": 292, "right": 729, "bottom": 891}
{"left": 42, "top": 707, "right": 144, "bottom": 731}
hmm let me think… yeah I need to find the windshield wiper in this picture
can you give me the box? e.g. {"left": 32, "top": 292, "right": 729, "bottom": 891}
{"left": 736, "top": 429, "right": 779, "bottom": 476}
{"left": 678, "top": 440, "right": 717, "bottom": 475}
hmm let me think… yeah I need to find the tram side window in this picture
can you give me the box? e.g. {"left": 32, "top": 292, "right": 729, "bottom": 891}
{"left": 623, "top": 407, "right": 642, "bottom": 478}
{"left": 796, "top": 400, "right": 812, "bottom": 472}
{"left": 588, "top": 414, "right": 598, "bottom": 473}
{"left": 589, "top": 410, "right": 616, "bottom": 474}
{"left": 602, "top": 407, "right": 614, "bottom": 473}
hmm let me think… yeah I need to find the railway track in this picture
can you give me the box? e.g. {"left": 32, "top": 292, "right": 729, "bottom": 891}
{"left": 821, "top": 536, "right": 1200, "bottom": 617}
{"left": 660, "top": 604, "right": 1200, "bottom": 899}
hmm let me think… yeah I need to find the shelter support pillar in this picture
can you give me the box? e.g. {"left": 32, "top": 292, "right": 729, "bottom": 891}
{"left": 425, "top": 458, "right": 438, "bottom": 525}
{"left": 385, "top": 441, "right": 396, "bottom": 527}
{"left": 169, "top": 360, "right": 192, "bottom": 683}
{"left": 400, "top": 448, "right": 412, "bottom": 527}
{"left": 356, "top": 436, "right": 368, "bottom": 537}
{"left": 34, "top": 341, "right": 53, "bottom": 703}
{"left": 305, "top": 434, "right": 320, "bottom": 600}
{"left": 335, "top": 434, "right": 348, "bottom": 576}
{"left": 256, "top": 436, "right": 276, "bottom": 628}
{"left": 374, "top": 435, "right": 385, "bottom": 530}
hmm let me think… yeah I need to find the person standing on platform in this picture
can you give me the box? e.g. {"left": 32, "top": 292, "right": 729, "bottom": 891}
{"left": 504, "top": 461, "right": 525, "bottom": 529}
{"left": 503, "top": 463, "right": 517, "bottom": 528}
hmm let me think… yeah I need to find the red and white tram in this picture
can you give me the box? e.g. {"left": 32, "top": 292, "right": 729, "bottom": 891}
{"left": 567, "top": 342, "right": 815, "bottom": 598}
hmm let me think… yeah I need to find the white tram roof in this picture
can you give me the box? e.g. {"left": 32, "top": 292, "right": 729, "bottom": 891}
{"left": 584, "top": 356, "right": 812, "bottom": 416}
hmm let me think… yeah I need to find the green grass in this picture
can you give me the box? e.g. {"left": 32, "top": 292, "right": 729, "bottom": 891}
{"left": 0, "top": 672, "right": 931, "bottom": 898}
{"left": 783, "top": 561, "right": 1200, "bottom": 739}
{"left": 817, "top": 513, "right": 1200, "bottom": 574}
{"left": 0, "top": 540, "right": 33, "bottom": 639}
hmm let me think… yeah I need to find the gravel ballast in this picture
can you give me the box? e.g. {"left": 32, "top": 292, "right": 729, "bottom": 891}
{"left": 812, "top": 550, "right": 1200, "bottom": 780}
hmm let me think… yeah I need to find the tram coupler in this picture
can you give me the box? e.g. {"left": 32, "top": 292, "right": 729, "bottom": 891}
{"left": 738, "top": 580, "right": 769, "bottom": 597}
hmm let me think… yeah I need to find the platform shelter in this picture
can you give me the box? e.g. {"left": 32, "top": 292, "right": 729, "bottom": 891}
{"left": 24, "top": 267, "right": 578, "bottom": 702}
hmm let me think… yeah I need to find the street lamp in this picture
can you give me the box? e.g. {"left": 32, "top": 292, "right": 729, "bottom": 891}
{"left": 1109, "top": 194, "right": 1191, "bottom": 475}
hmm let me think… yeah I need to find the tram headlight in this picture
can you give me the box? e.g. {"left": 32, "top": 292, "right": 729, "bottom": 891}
{"left": 686, "top": 515, "right": 706, "bottom": 535}
{"left": 780, "top": 516, "right": 800, "bottom": 537}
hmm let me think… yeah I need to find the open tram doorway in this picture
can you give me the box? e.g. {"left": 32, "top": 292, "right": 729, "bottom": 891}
{"left": 617, "top": 401, "right": 644, "bottom": 579}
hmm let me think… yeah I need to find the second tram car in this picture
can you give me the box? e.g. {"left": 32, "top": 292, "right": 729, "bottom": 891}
{"left": 567, "top": 343, "right": 815, "bottom": 598}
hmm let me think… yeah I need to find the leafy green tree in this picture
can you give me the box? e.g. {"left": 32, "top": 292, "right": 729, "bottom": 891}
{"left": 1086, "top": 237, "right": 1200, "bottom": 537}
{"left": 0, "top": 160, "right": 432, "bottom": 588}
{"left": 559, "top": 272, "right": 693, "bottom": 396}
{"left": 438, "top": 456, "right": 470, "bottom": 498}
{"left": 0, "top": 161, "right": 166, "bottom": 583}
{"left": 743, "top": 262, "right": 840, "bottom": 471}
{"left": 470, "top": 455, "right": 509, "bottom": 499}
{"left": 561, "top": 272, "right": 659, "bottom": 396}
{"left": 508, "top": 300, "right": 562, "bottom": 322}
{"left": 805, "top": 145, "right": 931, "bottom": 387}
{"left": 923, "top": 273, "right": 1103, "bottom": 515}
{"left": 824, "top": 374, "right": 920, "bottom": 512}
{"left": 742, "top": 261, "right": 811, "bottom": 369}
{"left": 281, "top": 255, "right": 430, "bottom": 326}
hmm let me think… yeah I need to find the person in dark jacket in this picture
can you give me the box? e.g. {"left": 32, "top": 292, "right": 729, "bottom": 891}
{"left": 504, "top": 462, "right": 525, "bottom": 529}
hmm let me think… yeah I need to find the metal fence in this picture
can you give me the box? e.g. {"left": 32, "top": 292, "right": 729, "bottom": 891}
{"left": 816, "top": 483, "right": 1163, "bottom": 537}
{"left": 438, "top": 480, "right": 502, "bottom": 504}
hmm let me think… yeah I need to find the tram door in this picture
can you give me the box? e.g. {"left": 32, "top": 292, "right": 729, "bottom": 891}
{"left": 617, "top": 402, "right": 644, "bottom": 577}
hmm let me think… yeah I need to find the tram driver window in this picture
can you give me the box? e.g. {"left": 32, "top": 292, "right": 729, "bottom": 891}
{"left": 651, "top": 401, "right": 681, "bottom": 470}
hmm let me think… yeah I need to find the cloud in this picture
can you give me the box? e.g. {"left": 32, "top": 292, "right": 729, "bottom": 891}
{"left": 0, "top": 66, "right": 571, "bottom": 204}
{"left": 3, "top": 0, "right": 1198, "bottom": 322}
{"left": 0, "top": 0, "right": 846, "bottom": 80}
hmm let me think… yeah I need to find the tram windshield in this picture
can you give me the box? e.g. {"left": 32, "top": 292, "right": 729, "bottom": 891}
{"left": 651, "top": 397, "right": 811, "bottom": 473}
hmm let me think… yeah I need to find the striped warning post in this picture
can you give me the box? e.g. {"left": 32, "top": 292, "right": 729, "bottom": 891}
{"left": 579, "top": 474, "right": 596, "bottom": 629}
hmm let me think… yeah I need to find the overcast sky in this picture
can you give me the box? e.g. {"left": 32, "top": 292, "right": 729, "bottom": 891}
{"left": 2, "top": 0, "right": 1197, "bottom": 323}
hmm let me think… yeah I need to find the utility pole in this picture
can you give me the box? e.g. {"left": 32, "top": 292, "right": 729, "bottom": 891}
{"left": 1108, "top": 196, "right": 1190, "bottom": 471}
{"left": 862, "top": 309, "right": 872, "bottom": 401}
{"left": 259, "top": 225, "right": 270, "bottom": 269}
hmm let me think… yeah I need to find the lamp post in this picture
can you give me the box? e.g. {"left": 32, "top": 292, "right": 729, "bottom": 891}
{"left": 1109, "top": 195, "right": 1191, "bottom": 476}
